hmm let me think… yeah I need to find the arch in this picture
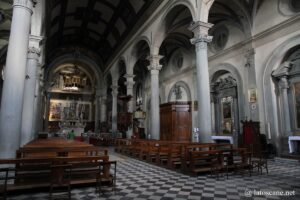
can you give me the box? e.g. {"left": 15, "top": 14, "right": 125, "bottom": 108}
{"left": 131, "top": 36, "right": 151, "bottom": 55}
{"left": 262, "top": 34, "right": 300, "bottom": 146}
{"left": 131, "top": 37, "right": 151, "bottom": 62}
{"left": 118, "top": 57, "right": 127, "bottom": 75}
{"left": 197, "top": 0, "right": 215, "bottom": 22}
{"left": 167, "top": 81, "right": 192, "bottom": 102}
{"left": 209, "top": 63, "right": 245, "bottom": 130}
{"left": 153, "top": 2, "right": 194, "bottom": 53}
{"left": 160, "top": 0, "right": 196, "bottom": 22}
{"left": 206, "top": 0, "right": 252, "bottom": 39}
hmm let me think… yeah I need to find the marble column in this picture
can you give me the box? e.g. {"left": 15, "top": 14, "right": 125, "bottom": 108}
{"left": 279, "top": 76, "right": 291, "bottom": 135}
{"left": 21, "top": 44, "right": 40, "bottom": 146}
{"left": 0, "top": 0, "right": 35, "bottom": 158}
{"left": 94, "top": 91, "right": 100, "bottom": 132}
{"left": 189, "top": 21, "right": 213, "bottom": 143}
{"left": 111, "top": 85, "right": 118, "bottom": 135}
{"left": 147, "top": 55, "right": 162, "bottom": 140}
{"left": 100, "top": 95, "right": 107, "bottom": 123}
{"left": 32, "top": 64, "right": 43, "bottom": 134}
{"left": 44, "top": 93, "right": 51, "bottom": 131}
{"left": 124, "top": 74, "right": 135, "bottom": 138}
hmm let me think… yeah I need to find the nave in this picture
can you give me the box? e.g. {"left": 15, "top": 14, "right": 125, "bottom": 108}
{"left": 9, "top": 147, "right": 300, "bottom": 200}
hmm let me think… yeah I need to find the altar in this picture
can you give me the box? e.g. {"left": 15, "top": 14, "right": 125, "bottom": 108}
{"left": 211, "top": 135, "right": 234, "bottom": 144}
{"left": 58, "top": 121, "right": 85, "bottom": 136}
{"left": 288, "top": 136, "right": 300, "bottom": 153}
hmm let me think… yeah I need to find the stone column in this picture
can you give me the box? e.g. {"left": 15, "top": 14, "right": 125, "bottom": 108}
{"left": 189, "top": 21, "right": 213, "bottom": 143}
{"left": 32, "top": 64, "right": 43, "bottom": 134}
{"left": 100, "top": 95, "right": 107, "bottom": 123}
{"left": 44, "top": 92, "right": 51, "bottom": 131}
{"left": 111, "top": 85, "right": 118, "bottom": 135}
{"left": 279, "top": 76, "right": 291, "bottom": 135}
{"left": 124, "top": 74, "right": 135, "bottom": 138}
{"left": 147, "top": 55, "right": 162, "bottom": 140}
{"left": 21, "top": 42, "right": 41, "bottom": 146}
{"left": 0, "top": 0, "right": 35, "bottom": 158}
{"left": 94, "top": 91, "right": 100, "bottom": 132}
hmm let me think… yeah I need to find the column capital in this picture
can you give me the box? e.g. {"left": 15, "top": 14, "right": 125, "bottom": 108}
{"left": 13, "top": 0, "right": 36, "bottom": 14}
{"left": 147, "top": 55, "right": 163, "bottom": 72}
{"left": 279, "top": 76, "right": 289, "bottom": 89}
{"left": 111, "top": 85, "right": 119, "bottom": 96}
{"left": 124, "top": 73, "right": 135, "bottom": 80}
{"left": 100, "top": 95, "right": 107, "bottom": 101}
{"left": 28, "top": 46, "right": 40, "bottom": 59}
{"left": 124, "top": 74, "right": 135, "bottom": 89}
{"left": 189, "top": 21, "right": 213, "bottom": 45}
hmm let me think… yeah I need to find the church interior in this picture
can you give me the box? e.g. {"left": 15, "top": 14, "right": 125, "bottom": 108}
{"left": 0, "top": 0, "right": 300, "bottom": 199}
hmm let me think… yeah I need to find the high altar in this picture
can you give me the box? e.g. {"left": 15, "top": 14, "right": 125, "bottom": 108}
{"left": 58, "top": 121, "right": 86, "bottom": 136}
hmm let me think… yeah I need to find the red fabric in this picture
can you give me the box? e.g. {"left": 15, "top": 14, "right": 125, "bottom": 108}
{"left": 243, "top": 126, "right": 253, "bottom": 145}
{"left": 75, "top": 136, "right": 83, "bottom": 142}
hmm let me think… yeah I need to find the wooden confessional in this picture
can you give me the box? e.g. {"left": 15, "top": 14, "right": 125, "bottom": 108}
{"left": 160, "top": 102, "right": 192, "bottom": 141}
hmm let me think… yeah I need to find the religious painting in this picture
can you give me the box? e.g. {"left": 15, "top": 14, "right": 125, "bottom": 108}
{"left": 221, "top": 96, "right": 233, "bottom": 134}
{"left": 49, "top": 99, "right": 91, "bottom": 121}
{"left": 248, "top": 88, "right": 257, "bottom": 103}
{"left": 49, "top": 101, "right": 62, "bottom": 121}
{"left": 294, "top": 82, "right": 300, "bottom": 128}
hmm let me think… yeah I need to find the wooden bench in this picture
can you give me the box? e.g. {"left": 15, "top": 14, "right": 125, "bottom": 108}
{"left": 187, "top": 150, "right": 223, "bottom": 175}
{"left": 17, "top": 146, "right": 108, "bottom": 158}
{"left": 181, "top": 143, "right": 219, "bottom": 172}
{"left": 114, "top": 139, "right": 129, "bottom": 153}
{"left": 0, "top": 155, "right": 110, "bottom": 192}
{"left": 223, "top": 148, "right": 252, "bottom": 178}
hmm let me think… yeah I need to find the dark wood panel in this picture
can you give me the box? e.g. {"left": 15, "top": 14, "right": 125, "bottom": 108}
{"left": 160, "top": 102, "right": 191, "bottom": 142}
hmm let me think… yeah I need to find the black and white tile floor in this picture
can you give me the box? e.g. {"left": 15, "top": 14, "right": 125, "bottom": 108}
{"left": 8, "top": 149, "right": 300, "bottom": 200}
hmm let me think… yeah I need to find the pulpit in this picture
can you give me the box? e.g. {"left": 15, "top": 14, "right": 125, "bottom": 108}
{"left": 117, "top": 95, "right": 133, "bottom": 137}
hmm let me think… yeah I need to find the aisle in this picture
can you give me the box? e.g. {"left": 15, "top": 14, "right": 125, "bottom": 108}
{"left": 9, "top": 148, "right": 300, "bottom": 200}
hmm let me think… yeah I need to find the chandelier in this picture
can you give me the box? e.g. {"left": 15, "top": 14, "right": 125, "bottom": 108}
{"left": 62, "top": 66, "right": 87, "bottom": 91}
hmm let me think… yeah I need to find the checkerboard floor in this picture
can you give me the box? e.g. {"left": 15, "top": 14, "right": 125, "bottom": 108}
{"left": 8, "top": 148, "right": 300, "bottom": 200}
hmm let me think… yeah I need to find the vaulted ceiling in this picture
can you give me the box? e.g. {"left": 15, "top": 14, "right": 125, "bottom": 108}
{"left": 46, "top": 0, "right": 162, "bottom": 72}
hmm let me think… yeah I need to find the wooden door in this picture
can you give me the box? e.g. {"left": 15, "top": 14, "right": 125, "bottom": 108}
{"left": 173, "top": 105, "right": 191, "bottom": 141}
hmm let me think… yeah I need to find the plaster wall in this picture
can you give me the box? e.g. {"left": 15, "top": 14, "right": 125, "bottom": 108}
{"left": 254, "top": 0, "right": 292, "bottom": 35}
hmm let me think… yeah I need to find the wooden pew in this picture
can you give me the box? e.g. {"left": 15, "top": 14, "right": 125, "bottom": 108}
{"left": 17, "top": 146, "right": 108, "bottom": 158}
{"left": 157, "top": 142, "right": 171, "bottom": 165}
{"left": 187, "top": 150, "right": 223, "bottom": 175}
{"left": 181, "top": 143, "right": 222, "bottom": 172}
{"left": 167, "top": 143, "right": 186, "bottom": 169}
{"left": 146, "top": 141, "right": 160, "bottom": 163}
{"left": 139, "top": 141, "right": 152, "bottom": 160}
{"left": 0, "top": 156, "right": 109, "bottom": 191}
{"left": 114, "top": 139, "right": 128, "bottom": 153}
